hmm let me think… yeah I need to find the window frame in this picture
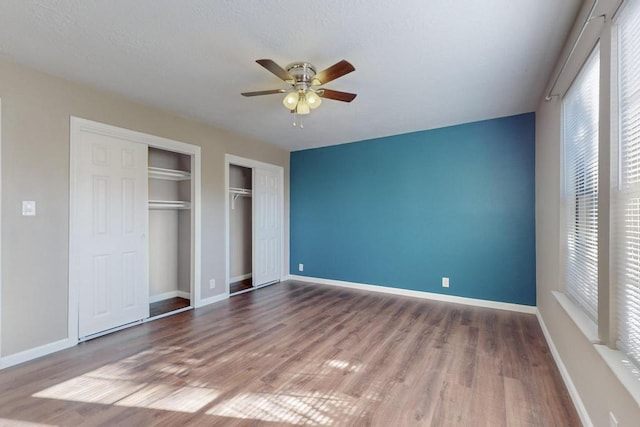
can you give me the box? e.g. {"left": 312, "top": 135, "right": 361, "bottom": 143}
{"left": 610, "top": 0, "right": 640, "bottom": 370}
{"left": 560, "top": 42, "right": 602, "bottom": 325}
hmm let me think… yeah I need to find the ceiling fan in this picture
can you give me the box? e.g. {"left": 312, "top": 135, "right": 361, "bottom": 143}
{"left": 241, "top": 59, "right": 357, "bottom": 119}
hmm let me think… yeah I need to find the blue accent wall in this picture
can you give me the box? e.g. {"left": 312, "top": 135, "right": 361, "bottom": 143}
{"left": 290, "top": 113, "right": 536, "bottom": 306}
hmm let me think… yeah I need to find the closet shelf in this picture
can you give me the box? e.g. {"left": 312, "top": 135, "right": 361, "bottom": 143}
{"left": 230, "top": 187, "right": 252, "bottom": 210}
{"left": 149, "top": 200, "right": 191, "bottom": 210}
{"left": 149, "top": 166, "right": 191, "bottom": 181}
{"left": 229, "top": 187, "right": 252, "bottom": 196}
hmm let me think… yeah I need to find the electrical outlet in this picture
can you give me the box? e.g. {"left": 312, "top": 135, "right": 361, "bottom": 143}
{"left": 442, "top": 277, "right": 450, "bottom": 288}
{"left": 609, "top": 412, "right": 618, "bottom": 427}
{"left": 22, "top": 201, "right": 36, "bottom": 216}
{"left": 299, "top": 263, "right": 304, "bottom": 272}
{"left": 209, "top": 279, "right": 216, "bottom": 289}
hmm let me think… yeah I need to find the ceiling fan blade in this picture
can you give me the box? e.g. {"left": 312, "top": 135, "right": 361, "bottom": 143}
{"left": 313, "top": 60, "right": 355, "bottom": 85}
{"left": 256, "top": 59, "right": 292, "bottom": 81}
{"left": 319, "top": 89, "right": 357, "bottom": 102}
{"left": 241, "top": 89, "right": 287, "bottom": 97}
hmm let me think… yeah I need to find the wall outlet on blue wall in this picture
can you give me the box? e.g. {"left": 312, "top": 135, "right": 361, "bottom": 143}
{"left": 442, "top": 277, "right": 449, "bottom": 288}
{"left": 298, "top": 263, "right": 304, "bottom": 272}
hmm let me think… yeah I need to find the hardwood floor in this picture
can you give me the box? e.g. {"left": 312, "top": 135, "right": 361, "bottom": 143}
{"left": 0, "top": 281, "right": 580, "bottom": 426}
{"left": 149, "top": 297, "right": 190, "bottom": 318}
{"left": 230, "top": 278, "right": 253, "bottom": 295}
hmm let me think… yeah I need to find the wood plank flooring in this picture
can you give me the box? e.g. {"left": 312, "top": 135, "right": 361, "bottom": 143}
{"left": 230, "top": 278, "right": 253, "bottom": 295}
{"left": 149, "top": 297, "right": 190, "bottom": 318}
{"left": 0, "top": 281, "right": 580, "bottom": 426}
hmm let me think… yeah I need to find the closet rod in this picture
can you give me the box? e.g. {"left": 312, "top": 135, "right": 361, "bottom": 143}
{"left": 545, "top": 0, "right": 599, "bottom": 101}
{"left": 231, "top": 191, "right": 251, "bottom": 210}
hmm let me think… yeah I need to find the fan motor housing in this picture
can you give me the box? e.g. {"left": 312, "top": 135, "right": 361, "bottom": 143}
{"left": 286, "top": 62, "right": 317, "bottom": 86}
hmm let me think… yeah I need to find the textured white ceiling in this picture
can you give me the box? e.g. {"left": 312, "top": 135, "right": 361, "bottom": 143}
{"left": 0, "top": 0, "right": 581, "bottom": 151}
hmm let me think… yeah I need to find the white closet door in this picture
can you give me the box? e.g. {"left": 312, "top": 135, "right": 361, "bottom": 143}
{"left": 253, "top": 167, "right": 282, "bottom": 286}
{"left": 74, "top": 130, "right": 149, "bottom": 338}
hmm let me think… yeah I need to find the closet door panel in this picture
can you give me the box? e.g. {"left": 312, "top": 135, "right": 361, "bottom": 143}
{"left": 75, "top": 131, "right": 149, "bottom": 338}
{"left": 253, "top": 168, "right": 282, "bottom": 286}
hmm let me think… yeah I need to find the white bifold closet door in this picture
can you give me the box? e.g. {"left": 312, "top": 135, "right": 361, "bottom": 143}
{"left": 74, "top": 130, "right": 149, "bottom": 338}
{"left": 252, "top": 167, "right": 282, "bottom": 286}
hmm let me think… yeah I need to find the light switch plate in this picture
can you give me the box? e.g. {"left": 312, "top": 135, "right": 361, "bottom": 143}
{"left": 22, "top": 201, "right": 36, "bottom": 216}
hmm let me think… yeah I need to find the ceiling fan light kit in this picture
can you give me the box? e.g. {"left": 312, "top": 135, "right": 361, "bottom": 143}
{"left": 282, "top": 91, "right": 299, "bottom": 110}
{"left": 242, "top": 59, "right": 356, "bottom": 126}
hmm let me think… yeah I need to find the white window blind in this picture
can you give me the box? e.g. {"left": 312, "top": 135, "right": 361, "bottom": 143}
{"left": 614, "top": 0, "right": 640, "bottom": 368}
{"left": 562, "top": 45, "right": 600, "bottom": 323}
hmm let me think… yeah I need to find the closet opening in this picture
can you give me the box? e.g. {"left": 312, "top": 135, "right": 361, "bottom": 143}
{"left": 225, "top": 154, "right": 283, "bottom": 298}
{"left": 148, "top": 147, "right": 193, "bottom": 317}
{"left": 229, "top": 164, "right": 253, "bottom": 296}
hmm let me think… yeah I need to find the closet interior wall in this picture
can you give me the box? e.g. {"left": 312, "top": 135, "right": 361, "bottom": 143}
{"left": 229, "top": 165, "right": 252, "bottom": 283}
{"left": 148, "top": 147, "right": 192, "bottom": 302}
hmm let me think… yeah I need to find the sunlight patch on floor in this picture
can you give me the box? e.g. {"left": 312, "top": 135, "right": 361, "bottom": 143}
{"left": 324, "top": 359, "right": 360, "bottom": 373}
{"left": 31, "top": 346, "right": 363, "bottom": 422}
{"left": 116, "top": 383, "right": 219, "bottom": 412}
{"left": 33, "top": 376, "right": 147, "bottom": 405}
{"left": 0, "top": 419, "right": 56, "bottom": 427}
{"left": 32, "top": 347, "right": 218, "bottom": 413}
{"left": 206, "top": 390, "right": 357, "bottom": 425}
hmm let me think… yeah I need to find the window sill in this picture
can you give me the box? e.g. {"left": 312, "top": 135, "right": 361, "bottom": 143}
{"left": 552, "top": 291, "right": 600, "bottom": 343}
{"left": 552, "top": 291, "right": 640, "bottom": 407}
{"left": 594, "top": 345, "right": 640, "bottom": 407}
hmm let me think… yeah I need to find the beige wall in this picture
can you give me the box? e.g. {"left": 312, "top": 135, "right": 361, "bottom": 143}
{"left": 0, "top": 58, "right": 290, "bottom": 356}
{"left": 149, "top": 210, "right": 180, "bottom": 296}
{"left": 536, "top": 0, "right": 640, "bottom": 425}
{"left": 229, "top": 197, "right": 252, "bottom": 279}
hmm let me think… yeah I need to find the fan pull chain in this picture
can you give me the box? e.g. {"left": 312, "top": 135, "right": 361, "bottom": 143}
{"left": 292, "top": 114, "right": 304, "bottom": 129}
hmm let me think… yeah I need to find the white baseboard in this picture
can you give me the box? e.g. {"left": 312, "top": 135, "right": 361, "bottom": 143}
{"left": 536, "top": 310, "right": 592, "bottom": 427}
{"left": 0, "top": 337, "right": 75, "bottom": 370}
{"left": 196, "top": 292, "right": 229, "bottom": 308}
{"left": 149, "top": 290, "right": 191, "bottom": 303}
{"left": 287, "top": 275, "right": 537, "bottom": 314}
{"left": 230, "top": 273, "right": 252, "bottom": 283}
{"left": 177, "top": 290, "right": 190, "bottom": 300}
{"left": 1, "top": 290, "right": 212, "bottom": 370}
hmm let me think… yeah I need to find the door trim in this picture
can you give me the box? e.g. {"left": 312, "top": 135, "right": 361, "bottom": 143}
{"left": 224, "top": 154, "right": 285, "bottom": 296}
{"left": 69, "top": 117, "right": 202, "bottom": 342}
{"left": 0, "top": 98, "right": 3, "bottom": 358}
